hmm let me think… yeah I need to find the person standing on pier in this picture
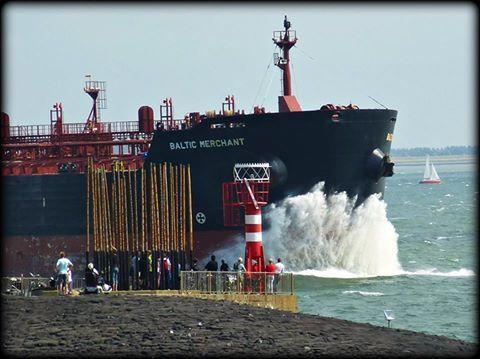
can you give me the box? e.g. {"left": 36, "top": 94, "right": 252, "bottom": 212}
{"left": 130, "top": 252, "right": 139, "bottom": 290}
{"left": 220, "top": 259, "right": 229, "bottom": 271}
{"left": 274, "top": 258, "right": 285, "bottom": 293}
{"left": 191, "top": 258, "right": 199, "bottom": 271}
{"left": 205, "top": 255, "right": 218, "bottom": 292}
{"left": 205, "top": 255, "right": 218, "bottom": 272}
{"left": 66, "top": 263, "right": 73, "bottom": 295}
{"left": 55, "top": 251, "right": 73, "bottom": 295}
{"left": 265, "top": 258, "right": 276, "bottom": 294}
{"left": 112, "top": 248, "right": 119, "bottom": 292}
{"left": 147, "top": 250, "right": 154, "bottom": 289}
{"left": 234, "top": 257, "right": 246, "bottom": 293}
{"left": 220, "top": 259, "right": 229, "bottom": 292}
{"left": 163, "top": 256, "right": 172, "bottom": 289}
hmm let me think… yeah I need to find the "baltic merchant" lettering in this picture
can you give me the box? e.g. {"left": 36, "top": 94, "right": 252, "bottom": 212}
{"left": 169, "top": 138, "right": 245, "bottom": 150}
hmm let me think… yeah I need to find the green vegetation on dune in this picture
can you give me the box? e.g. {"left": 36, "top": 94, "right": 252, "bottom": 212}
{"left": 391, "top": 145, "right": 476, "bottom": 157}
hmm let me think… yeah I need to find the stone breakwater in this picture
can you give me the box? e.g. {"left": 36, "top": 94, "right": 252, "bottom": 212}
{"left": 2, "top": 295, "right": 476, "bottom": 357}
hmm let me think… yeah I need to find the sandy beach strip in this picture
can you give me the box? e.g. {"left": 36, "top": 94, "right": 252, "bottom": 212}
{"left": 2, "top": 295, "right": 476, "bottom": 357}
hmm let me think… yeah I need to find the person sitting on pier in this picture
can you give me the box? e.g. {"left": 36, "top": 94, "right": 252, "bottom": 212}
{"left": 98, "top": 271, "right": 112, "bottom": 292}
{"left": 84, "top": 263, "right": 101, "bottom": 294}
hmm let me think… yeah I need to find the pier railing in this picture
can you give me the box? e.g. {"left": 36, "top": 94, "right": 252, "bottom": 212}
{"left": 180, "top": 271, "right": 294, "bottom": 295}
{"left": 1, "top": 276, "right": 85, "bottom": 296}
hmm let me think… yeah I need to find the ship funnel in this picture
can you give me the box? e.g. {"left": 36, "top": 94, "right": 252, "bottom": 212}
{"left": 367, "top": 148, "right": 394, "bottom": 181}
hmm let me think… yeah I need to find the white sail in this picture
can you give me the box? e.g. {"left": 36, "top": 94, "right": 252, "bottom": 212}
{"left": 430, "top": 162, "right": 441, "bottom": 181}
{"left": 422, "top": 155, "right": 431, "bottom": 180}
{"left": 420, "top": 155, "right": 441, "bottom": 183}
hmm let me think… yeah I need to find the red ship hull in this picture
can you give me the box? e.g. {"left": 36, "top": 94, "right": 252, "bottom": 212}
{"left": 2, "top": 230, "right": 242, "bottom": 276}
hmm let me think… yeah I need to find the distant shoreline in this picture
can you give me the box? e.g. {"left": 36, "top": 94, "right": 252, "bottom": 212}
{"left": 392, "top": 154, "right": 476, "bottom": 165}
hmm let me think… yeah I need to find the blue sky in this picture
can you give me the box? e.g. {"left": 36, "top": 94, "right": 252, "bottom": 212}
{"left": 3, "top": 3, "right": 475, "bottom": 148}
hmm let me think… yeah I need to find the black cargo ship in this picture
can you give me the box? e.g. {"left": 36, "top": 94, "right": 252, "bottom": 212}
{"left": 1, "top": 17, "right": 396, "bottom": 276}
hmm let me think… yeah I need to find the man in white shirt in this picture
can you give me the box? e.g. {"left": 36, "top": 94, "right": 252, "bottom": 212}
{"left": 56, "top": 251, "right": 73, "bottom": 295}
{"left": 274, "top": 258, "right": 285, "bottom": 293}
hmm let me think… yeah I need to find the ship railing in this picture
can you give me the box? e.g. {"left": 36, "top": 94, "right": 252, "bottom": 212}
{"left": 158, "top": 119, "right": 189, "bottom": 131}
{"left": 8, "top": 121, "right": 150, "bottom": 138}
{"left": 7, "top": 118, "right": 200, "bottom": 139}
{"left": 180, "top": 271, "right": 294, "bottom": 295}
{"left": 61, "top": 121, "right": 141, "bottom": 134}
{"left": 9, "top": 125, "right": 52, "bottom": 137}
{"left": 273, "top": 29, "right": 297, "bottom": 42}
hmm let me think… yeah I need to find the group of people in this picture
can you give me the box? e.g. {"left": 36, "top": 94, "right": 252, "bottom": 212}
{"left": 55, "top": 251, "right": 115, "bottom": 295}
{"left": 265, "top": 257, "right": 285, "bottom": 293}
{"left": 197, "top": 254, "right": 286, "bottom": 293}
{"left": 129, "top": 251, "right": 175, "bottom": 290}
{"left": 55, "top": 250, "right": 286, "bottom": 295}
{"left": 200, "top": 255, "right": 284, "bottom": 274}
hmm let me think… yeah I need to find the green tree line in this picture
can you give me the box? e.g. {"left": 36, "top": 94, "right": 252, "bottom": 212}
{"left": 391, "top": 145, "right": 477, "bottom": 157}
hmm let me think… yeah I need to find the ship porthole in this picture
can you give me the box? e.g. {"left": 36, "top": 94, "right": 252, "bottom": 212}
{"left": 195, "top": 212, "right": 206, "bottom": 224}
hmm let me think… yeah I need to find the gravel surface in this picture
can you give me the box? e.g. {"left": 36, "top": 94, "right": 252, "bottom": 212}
{"left": 1, "top": 294, "right": 476, "bottom": 357}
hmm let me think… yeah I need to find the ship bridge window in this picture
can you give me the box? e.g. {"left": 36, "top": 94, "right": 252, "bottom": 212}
{"left": 229, "top": 122, "right": 246, "bottom": 128}
{"left": 210, "top": 123, "right": 226, "bottom": 129}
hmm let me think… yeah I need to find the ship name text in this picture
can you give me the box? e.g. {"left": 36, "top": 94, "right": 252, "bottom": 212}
{"left": 169, "top": 137, "right": 245, "bottom": 150}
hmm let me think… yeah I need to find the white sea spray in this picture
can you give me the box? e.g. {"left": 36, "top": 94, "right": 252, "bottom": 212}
{"left": 263, "top": 183, "right": 403, "bottom": 277}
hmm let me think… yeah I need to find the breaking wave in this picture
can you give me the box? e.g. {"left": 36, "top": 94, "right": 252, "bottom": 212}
{"left": 342, "top": 290, "right": 384, "bottom": 296}
{"left": 215, "top": 183, "right": 475, "bottom": 279}
{"left": 262, "top": 183, "right": 403, "bottom": 277}
{"left": 292, "top": 267, "right": 475, "bottom": 278}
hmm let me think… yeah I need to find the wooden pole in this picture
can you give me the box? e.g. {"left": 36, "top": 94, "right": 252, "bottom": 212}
{"left": 154, "top": 163, "right": 162, "bottom": 289}
{"left": 181, "top": 164, "right": 187, "bottom": 270}
{"left": 121, "top": 168, "right": 129, "bottom": 290}
{"left": 128, "top": 168, "right": 134, "bottom": 253}
{"left": 187, "top": 164, "right": 193, "bottom": 265}
{"left": 133, "top": 168, "right": 139, "bottom": 290}
{"left": 86, "top": 157, "right": 91, "bottom": 265}
{"left": 92, "top": 161, "right": 97, "bottom": 267}
{"left": 164, "top": 163, "right": 171, "bottom": 289}
{"left": 172, "top": 164, "right": 178, "bottom": 288}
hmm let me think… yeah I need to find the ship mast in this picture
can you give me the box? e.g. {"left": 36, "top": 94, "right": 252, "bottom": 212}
{"left": 84, "top": 75, "right": 107, "bottom": 132}
{"left": 273, "top": 16, "right": 301, "bottom": 113}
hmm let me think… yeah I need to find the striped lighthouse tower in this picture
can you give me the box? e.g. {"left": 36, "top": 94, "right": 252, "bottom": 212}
{"left": 244, "top": 205, "right": 265, "bottom": 273}
{"left": 224, "top": 163, "right": 271, "bottom": 275}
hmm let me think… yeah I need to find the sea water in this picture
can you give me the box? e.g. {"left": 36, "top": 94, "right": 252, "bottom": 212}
{"left": 262, "top": 161, "right": 477, "bottom": 342}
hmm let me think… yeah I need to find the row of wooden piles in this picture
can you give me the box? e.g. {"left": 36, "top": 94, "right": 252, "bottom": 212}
{"left": 86, "top": 157, "right": 194, "bottom": 290}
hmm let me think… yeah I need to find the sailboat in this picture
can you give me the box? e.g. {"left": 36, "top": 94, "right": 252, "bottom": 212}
{"left": 419, "top": 155, "right": 441, "bottom": 184}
